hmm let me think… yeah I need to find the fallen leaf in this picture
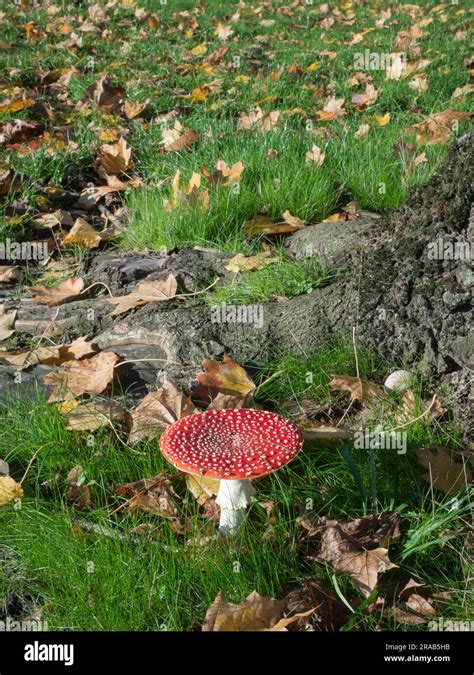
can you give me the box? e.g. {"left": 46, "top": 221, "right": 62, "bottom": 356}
{"left": 92, "top": 74, "right": 124, "bottom": 110}
{"left": 316, "top": 96, "right": 346, "bottom": 121}
{"left": 0, "top": 304, "right": 16, "bottom": 341}
{"left": 98, "top": 136, "right": 132, "bottom": 175}
{"left": 352, "top": 84, "right": 378, "bottom": 111}
{"left": 116, "top": 474, "right": 179, "bottom": 517}
{"left": 410, "top": 110, "right": 471, "bottom": 145}
{"left": 243, "top": 213, "right": 304, "bottom": 236}
{"left": 202, "top": 591, "right": 286, "bottom": 631}
{"left": 305, "top": 144, "right": 325, "bottom": 166}
{"left": 416, "top": 447, "right": 472, "bottom": 495}
{"left": 65, "top": 402, "right": 126, "bottom": 431}
{"left": 355, "top": 123, "right": 370, "bottom": 139}
{"left": 451, "top": 84, "right": 474, "bottom": 100}
{"left": 128, "top": 380, "right": 197, "bottom": 444}
{"left": 186, "top": 474, "right": 220, "bottom": 505}
{"left": 27, "top": 278, "right": 84, "bottom": 306}
{"left": 329, "top": 375, "right": 385, "bottom": 402}
{"left": 107, "top": 275, "right": 178, "bottom": 316}
{"left": 42, "top": 351, "right": 119, "bottom": 402}
{"left": 224, "top": 252, "right": 278, "bottom": 274}
{"left": 0, "top": 475, "right": 23, "bottom": 506}
{"left": 163, "top": 128, "right": 199, "bottom": 153}
{"left": 122, "top": 98, "right": 150, "bottom": 119}
{"left": 196, "top": 354, "right": 256, "bottom": 398}
{"left": 375, "top": 112, "right": 391, "bottom": 127}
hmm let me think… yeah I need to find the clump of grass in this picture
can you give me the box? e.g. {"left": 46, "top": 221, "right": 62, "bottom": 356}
{"left": 256, "top": 340, "right": 387, "bottom": 407}
{"left": 207, "top": 257, "right": 330, "bottom": 305}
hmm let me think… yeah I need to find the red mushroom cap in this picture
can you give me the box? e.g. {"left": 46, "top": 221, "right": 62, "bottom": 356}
{"left": 160, "top": 409, "right": 303, "bottom": 480}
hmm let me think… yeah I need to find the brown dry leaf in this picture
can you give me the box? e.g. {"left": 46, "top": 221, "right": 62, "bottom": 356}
{"left": 305, "top": 144, "right": 325, "bottom": 166}
{"left": 0, "top": 304, "right": 16, "bottom": 341}
{"left": 355, "top": 123, "right": 370, "bottom": 139}
{"left": 63, "top": 218, "right": 105, "bottom": 249}
{"left": 318, "top": 526, "right": 397, "bottom": 596}
{"left": 42, "top": 351, "right": 119, "bottom": 402}
{"left": 243, "top": 213, "right": 304, "bottom": 237}
{"left": 352, "top": 84, "right": 378, "bottom": 111}
{"left": 224, "top": 251, "right": 278, "bottom": 274}
{"left": 205, "top": 392, "right": 254, "bottom": 411}
{"left": 186, "top": 474, "right": 220, "bottom": 505}
{"left": 316, "top": 96, "right": 346, "bottom": 121}
{"left": 237, "top": 107, "right": 280, "bottom": 132}
{"left": 107, "top": 275, "right": 178, "bottom": 316}
{"left": 128, "top": 380, "right": 197, "bottom": 444}
{"left": 164, "top": 128, "right": 199, "bottom": 153}
{"left": 204, "top": 160, "right": 244, "bottom": 185}
{"left": 0, "top": 266, "right": 22, "bottom": 284}
{"left": 27, "top": 277, "right": 84, "bottom": 307}
{"left": 451, "top": 84, "right": 474, "bottom": 100}
{"left": 66, "top": 466, "right": 91, "bottom": 511}
{"left": 0, "top": 475, "right": 24, "bottom": 506}
{"left": 98, "top": 136, "right": 132, "bottom": 175}
{"left": 92, "top": 74, "right": 124, "bottom": 110}
{"left": 196, "top": 354, "right": 256, "bottom": 398}
{"left": 0, "top": 338, "right": 96, "bottom": 370}
{"left": 396, "top": 390, "right": 446, "bottom": 424}
{"left": 122, "top": 98, "right": 150, "bottom": 119}
{"left": 329, "top": 375, "right": 385, "bottom": 402}
{"left": 202, "top": 591, "right": 286, "bottom": 631}
{"left": 32, "top": 209, "right": 73, "bottom": 230}
{"left": 65, "top": 402, "right": 126, "bottom": 431}
{"left": 410, "top": 110, "right": 471, "bottom": 145}
{"left": 116, "top": 474, "right": 179, "bottom": 518}
{"left": 416, "top": 447, "right": 472, "bottom": 495}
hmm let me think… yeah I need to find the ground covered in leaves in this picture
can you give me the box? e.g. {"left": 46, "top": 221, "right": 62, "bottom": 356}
{"left": 0, "top": 0, "right": 473, "bottom": 632}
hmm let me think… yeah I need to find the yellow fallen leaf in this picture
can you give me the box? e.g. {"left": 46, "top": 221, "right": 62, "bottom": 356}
{"left": 0, "top": 475, "right": 24, "bottom": 506}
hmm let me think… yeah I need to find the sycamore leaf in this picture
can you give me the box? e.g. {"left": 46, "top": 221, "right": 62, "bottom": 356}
{"left": 410, "top": 110, "right": 471, "bottom": 145}
{"left": 27, "top": 278, "right": 84, "bottom": 307}
{"left": 0, "top": 475, "right": 24, "bottom": 506}
{"left": 107, "top": 275, "right": 178, "bottom": 316}
{"left": 316, "top": 96, "right": 346, "bottom": 121}
{"left": 329, "top": 375, "right": 385, "bottom": 402}
{"left": 98, "top": 136, "right": 132, "bottom": 175}
{"left": 63, "top": 218, "right": 106, "bottom": 249}
{"left": 163, "top": 129, "right": 199, "bottom": 153}
{"left": 243, "top": 212, "right": 304, "bottom": 236}
{"left": 0, "top": 305, "right": 16, "bottom": 341}
{"left": 186, "top": 474, "right": 220, "bottom": 505}
{"left": 92, "top": 74, "right": 124, "bottom": 110}
{"left": 203, "top": 160, "right": 244, "bottom": 185}
{"left": 196, "top": 354, "right": 256, "bottom": 398}
{"left": 0, "top": 266, "right": 21, "bottom": 284}
{"left": 122, "top": 98, "right": 150, "bottom": 119}
{"left": 202, "top": 591, "right": 286, "bottom": 631}
{"left": 128, "top": 380, "right": 197, "bottom": 444}
{"left": 224, "top": 251, "right": 278, "bottom": 274}
{"left": 305, "top": 144, "right": 325, "bottom": 166}
{"left": 352, "top": 84, "right": 378, "bottom": 111}
{"left": 0, "top": 338, "right": 96, "bottom": 370}
{"left": 42, "top": 351, "right": 119, "bottom": 402}
{"left": 65, "top": 402, "right": 126, "bottom": 431}
{"left": 416, "top": 447, "right": 472, "bottom": 495}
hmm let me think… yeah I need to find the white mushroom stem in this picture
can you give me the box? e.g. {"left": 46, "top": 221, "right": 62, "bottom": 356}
{"left": 215, "top": 479, "right": 256, "bottom": 535}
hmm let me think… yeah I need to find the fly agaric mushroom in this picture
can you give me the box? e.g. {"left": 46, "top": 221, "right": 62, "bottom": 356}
{"left": 160, "top": 409, "right": 303, "bottom": 535}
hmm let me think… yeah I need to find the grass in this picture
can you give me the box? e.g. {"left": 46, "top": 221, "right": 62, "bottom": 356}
{"left": 207, "top": 256, "right": 330, "bottom": 305}
{"left": 0, "top": 0, "right": 472, "bottom": 250}
{"left": 0, "top": 341, "right": 471, "bottom": 631}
